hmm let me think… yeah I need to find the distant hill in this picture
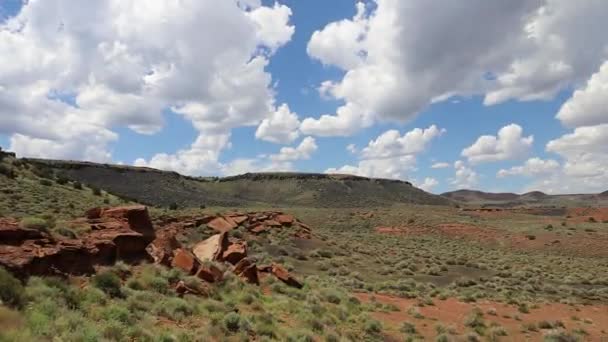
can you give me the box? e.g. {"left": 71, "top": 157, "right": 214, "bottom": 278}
{"left": 24, "top": 158, "right": 451, "bottom": 208}
{"left": 442, "top": 189, "right": 608, "bottom": 207}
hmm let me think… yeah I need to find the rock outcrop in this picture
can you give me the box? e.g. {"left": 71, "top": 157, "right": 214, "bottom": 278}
{"left": 0, "top": 207, "right": 305, "bottom": 290}
{"left": 0, "top": 206, "right": 155, "bottom": 278}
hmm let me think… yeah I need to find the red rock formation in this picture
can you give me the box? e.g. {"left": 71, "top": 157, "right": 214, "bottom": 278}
{"left": 269, "top": 263, "right": 303, "bottom": 288}
{"left": 234, "top": 258, "right": 259, "bottom": 285}
{"left": 222, "top": 241, "right": 247, "bottom": 265}
{"left": 196, "top": 263, "right": 224, "bottom": 283}
{"left": 192, "top": 233, "right": 229, "bottom": 263}
{"left": 171, "top": 249, "right": 199, "bottom": 275}
{"left": 207, "top": 217, "right": 238, "bottom": 233}
{"left": 0, "top": 205, "right": 155, "bottom": 278}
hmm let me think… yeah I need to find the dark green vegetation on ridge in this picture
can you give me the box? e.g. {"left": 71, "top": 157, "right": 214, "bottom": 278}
{"left": 24, "top": 158, "right": 451, "bottom": 208}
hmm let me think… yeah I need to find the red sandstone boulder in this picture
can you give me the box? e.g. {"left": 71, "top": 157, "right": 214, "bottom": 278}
{"left": 85, "top": 207, "right": 103, "bottom": 220}
{"left": 196, "top": 263, "right": 224, "bottom": 283}
{"left": 100, "top": 206, "right": 155, "bottom": 240}
{"left": 270, "top": 263, "right": 303, "bottom": 289}
{"left": 146, "top": 231, "right": 182, "bottom": 266}
{"left": 275, "top": 214, "right": 294, "bottom": 225}
{"left": 172, "top": 249, "right": 199, "bottom": 275}
{"left": 206, "top": 217, "right": 238, "bottom": 233}
{"left": 0, "top": 221, "right": 44, "bottom": 245}
{"left": 222, "top": 241, "right": 247, "bottom": 265}
{"left": 233, "top": 258, "right": 259, "bottom": 285}
{"left": 192, "top": 233, "right": 228, "bottom": 263}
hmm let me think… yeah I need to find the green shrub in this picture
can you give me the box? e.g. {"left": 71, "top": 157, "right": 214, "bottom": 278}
{"left": 39, "top": 179, "right": 53, "bottom": 186}
{"left": 223, "top": 312, "right": 241, "bottom": 333}
{"left": 19, "top": 217, "right": 49, "bottom": 232}
{"left": 55, "top": 227, "right": 77, "bottom": 239}
{"left": 364, "top": 319, "right": 382, "bottom": 335}
{"left": 0, "top": 268, "right": 24, "bottom": 308}
{"left": 92, "top": 271, "right": 122, "bottom": 297}
{"left": 169, "top": 202, "right": 179, "bottom": 210}
{"left": 91, "top": 187, "right": 102, "bottom": 196}
{"left": 400, "top": 321, "right": 417, "bottom": 334}
{"left": 72, "top": 181, "right": 83, "bottom": 190}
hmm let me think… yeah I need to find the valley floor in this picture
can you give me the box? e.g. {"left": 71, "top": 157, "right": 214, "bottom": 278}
{"left": 2, "top": 201, "right": 608, "bottom": 341}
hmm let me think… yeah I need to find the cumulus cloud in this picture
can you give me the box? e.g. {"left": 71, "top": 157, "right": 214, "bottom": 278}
{"left": 556, "top": 61, "right": 608, "bottom": 128}
{"left": 301, "top": 0, "right": 608, "bottom": 137}
{"left": 0, "top": 0, "right": 294, "bottom": 174}
{"left": 462, "top": 124, "right": 533, "bottom": 163}
{"left": 497, "top": 157, "right": 560, "bottom": 178}
{"left": 325, "top": 156, "right": 416, "bottom": 180}
{"left": 417, "top": 177, "right": 439, "bottom": 192}
{"left": 270, "top": 136, "right": 318, "bottom": 161}
{"left": 325, "top": 125, "right": 443, "bottom": 180}
{"left": 450, "top": 160, "right": 479, "bottom": 189}
{"left": 222, "top": 137, "right": 318, "bottom": 176}
{"left": 360, "top": 125, "right": 445, "bottom": 159}
{"left": 255, "top": 104, "right": 300, "bottom": 144}
{"left": 431, "top": 162, "right": 451, "bottom": 169}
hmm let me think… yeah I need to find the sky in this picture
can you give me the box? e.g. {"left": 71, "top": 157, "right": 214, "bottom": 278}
{"left": 0, "top": 0, "right": 607, "bottom": 195}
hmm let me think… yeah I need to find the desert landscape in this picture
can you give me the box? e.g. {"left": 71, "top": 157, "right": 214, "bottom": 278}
{"left": 1, "top": 150, "right": 607, "bottom": 341}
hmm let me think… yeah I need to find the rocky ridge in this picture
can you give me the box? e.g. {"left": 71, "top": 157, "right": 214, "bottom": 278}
{"left": 0, "top": 206, "right": 304, "bottom": 293}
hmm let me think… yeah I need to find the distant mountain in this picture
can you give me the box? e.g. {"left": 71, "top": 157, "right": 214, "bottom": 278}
{"left": 440, "top": 190, "right": 519, "bottom": 203}
{"left": 24, "top": 158, "right": 451, "bottom": 208}
{"left": 442, "top": 189, "right": 608, "bottom": 207}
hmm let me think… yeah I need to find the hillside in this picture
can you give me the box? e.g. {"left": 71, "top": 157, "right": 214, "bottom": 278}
{"left": 0, "top": 151, "right": 127, "bottom": 219}
{"left": 24, "top": 158, "right": 451, "bottom": 208}
{"left": 442, "top": 189, "right": 608, "bottom": 207}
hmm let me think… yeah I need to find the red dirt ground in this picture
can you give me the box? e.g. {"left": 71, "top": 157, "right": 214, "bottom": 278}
{"left": 356, "top": 293, "right": 608, "bottom": 341}
{"left": 567, "top": 208, "right": 608, "bottom": 223}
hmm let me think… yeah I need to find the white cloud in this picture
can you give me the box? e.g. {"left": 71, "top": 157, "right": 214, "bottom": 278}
{"left": 255, "top": 104, "right": 300, "bottom": 144}
{"left": 325, "top": 125, "right": 442, "bottom": 180}
{"left": 346, "top": 144, "right": 358, "bottom": 154}
{"left": 134, "top": 133, "right": 231, "bottom": 176}
{"left": 270, "top": 137, "right": 318, "bottom": 162}
{"left": 221, "top": 137, "right": 317, "bottom": 176}
{"left": 497, "top": 157, "right": 560, "bottom": 178}
{"left": 556, "top": 61, "right": 608, "bottom": 128}
{"left": 360, "top": 125, "right": 445, "bottom": 159}
{"left": 325, "top": 156, "right": 416, "bottom": 180}
{"left": 246, "top": 3, "right": 295, "bottom": 53}
{"left": 417, "top": 177, "right": 439, "bottom": 192}
{"left": 462, "top": 124, "right": 533, "bottom": 164}
{"left": 431, "top": 162, "right": 450, "bottom": 169}
{"left": 0, "top": 0, "right": 294, "bottom": 174}
{"left": 301, "top": 0, "right": 608, "bottom": 137}
{"left": 450, "top": 160, "right": 479, "bottom": 189}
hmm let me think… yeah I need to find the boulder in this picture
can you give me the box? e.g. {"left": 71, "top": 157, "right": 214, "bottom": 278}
{"left": 233, "top": 258, "right": 259, "bottom": 285}
{"left": 0, "top": 222, "right": 44, "bottom": 245}
{"left": 192, "top": 233, "right": 228, "bottom": 263}
{"left": 206, "top": 217, "right": 238, "bottom": 233}
{"left": 196, "top": 263, "right": 224, "bottom": 283}
{"left": 175, "top": 280, "right": 209, "bottom": 297}
{"left": 172, "top": 249, "right": 199, "bottom": 274}
{"left": 270, "top": 263, "right": 303, "bottom": 289}
{"left": 275, "top": 214, "right": 294, "bottom": 225}
{"left": 146, "top": 231, "right": 181, "bottom": 266}
{"left": 85, "top": 207, "right": 103, "bottom": 220}
{"left": 222, "top": 241, "right": 247, "bottom": 265}
{"left": 100, "top": 206, "right": 155, "bottom": 241}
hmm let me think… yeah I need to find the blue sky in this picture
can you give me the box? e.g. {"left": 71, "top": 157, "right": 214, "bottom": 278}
{"left": 1, "top": 1, "right": 607, "bottom": 194}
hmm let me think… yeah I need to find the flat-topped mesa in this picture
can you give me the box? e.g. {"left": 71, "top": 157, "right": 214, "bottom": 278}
{"left": 0, "top": 205, "right": 156, "bottom": 278}
{"left": 220, "top": 172, "right": 412, "bottom": 185}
